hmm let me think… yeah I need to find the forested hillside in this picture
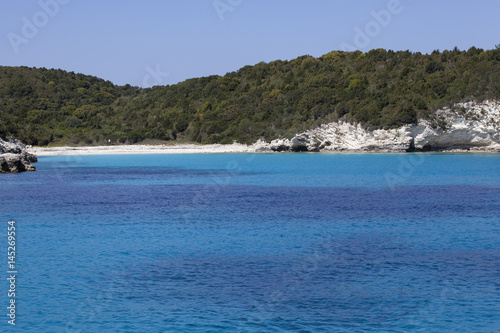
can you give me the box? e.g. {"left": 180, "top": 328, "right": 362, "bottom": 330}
{"left": 1, "top": 47, "right": 499, "bottom": 146}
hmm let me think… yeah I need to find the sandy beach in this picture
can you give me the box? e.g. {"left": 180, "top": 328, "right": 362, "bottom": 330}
{"left": 27, "top": 143, "right": 499, "bottom": 156}
{"left": 28, "top": 143, "right": 266, "bottom": 156}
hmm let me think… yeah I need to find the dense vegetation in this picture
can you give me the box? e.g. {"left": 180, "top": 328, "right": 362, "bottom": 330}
{"left": 1, "top": 47, "right": 499, "bottom": 146}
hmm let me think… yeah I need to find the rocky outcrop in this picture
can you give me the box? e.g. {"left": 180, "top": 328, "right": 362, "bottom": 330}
{"left": 0, "top": 139, "right": 37, "bottom": 173}
{"left": 268, "top": 138, "right": 291, "bottom": 152}
{"left": 266, "top": 100, "right": 500, "bottom": 152}
{"left": 410, "top": 101, "right": 500, "bottom": 151}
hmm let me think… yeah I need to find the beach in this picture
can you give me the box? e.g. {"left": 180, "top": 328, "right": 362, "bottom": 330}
{"left": 28, "top": 143, "right": 265, "bottom": 156}
{"left": 28, "top": 143, "right": 500, "bottom": 156}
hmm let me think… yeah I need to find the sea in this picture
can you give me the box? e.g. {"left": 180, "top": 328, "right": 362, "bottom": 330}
{"left": 1, "top": 153, "right": 499, "bottom": 332}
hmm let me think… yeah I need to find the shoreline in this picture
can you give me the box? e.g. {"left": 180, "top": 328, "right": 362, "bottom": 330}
{"left": 28, "top": 143, "right": 264, "bottom": 156}
{"left": 28, "top": 144, "right": 499, "bottom": 156}
{"left": 20, "top": 101, "right": 500, "bottom": 157}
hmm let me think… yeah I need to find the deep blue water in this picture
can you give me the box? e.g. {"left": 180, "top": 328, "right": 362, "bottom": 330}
{"left": 1, "top": 153, "right": 499, "bottom": 332}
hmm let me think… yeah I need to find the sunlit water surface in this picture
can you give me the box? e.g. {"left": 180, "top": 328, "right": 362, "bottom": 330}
{"left": 1, "top": 153, "right": 499, "bottom": 332}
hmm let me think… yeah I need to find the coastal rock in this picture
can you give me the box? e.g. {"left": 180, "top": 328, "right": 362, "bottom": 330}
{"left": 299, "top": 122, "right": 413, "bottom": 152}
{"left": 269, "top": 100, "right": 500, "bottom": 152}
{"left": 410, "top": 101, "right": 500, "bottom": 151}
{"left": 269, "top": 138, "right": 291, "bottom": 152}
{"left": 290, "top": 134, "right": 322, "bottom": 152}
{"left": 0, "top": 138, "right": 37, "bottom": 173}
{"left": 251, "top": 139, "right": 272, "bottom": 152}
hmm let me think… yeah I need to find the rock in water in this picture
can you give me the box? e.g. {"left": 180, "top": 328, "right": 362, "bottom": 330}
{"left": 0, "top": 138, "right": 37, "bottom": 173}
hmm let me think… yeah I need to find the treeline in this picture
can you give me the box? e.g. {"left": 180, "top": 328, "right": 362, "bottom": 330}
{"left": 1, "top": 47, "right": 499, "bottom": 145}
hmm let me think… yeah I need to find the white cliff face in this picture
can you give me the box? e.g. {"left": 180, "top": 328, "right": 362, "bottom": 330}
{"left": 411, "top": 100, "right": 500, "bottom": 150}
{"left": 304, "top": 122, "right": 413, "bottom": 152}
{"left": 266, "top": 100, "right": 500, "bottom": 152}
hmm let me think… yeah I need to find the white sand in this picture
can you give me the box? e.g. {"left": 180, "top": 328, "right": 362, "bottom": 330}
{"left": 27, "top": 143, "right": 496, "bottom": 156}
{"left": 28, "top": 143, "right": 267, "bottom": 156}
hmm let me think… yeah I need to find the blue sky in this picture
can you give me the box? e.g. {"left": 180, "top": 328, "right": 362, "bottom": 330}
{"left": 1, "top": 0, "right": 499, "bottom": 87}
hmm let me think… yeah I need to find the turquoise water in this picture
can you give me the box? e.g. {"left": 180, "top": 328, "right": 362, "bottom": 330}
{"left": 1, "top": 153, "right": 499, "bottom": 332}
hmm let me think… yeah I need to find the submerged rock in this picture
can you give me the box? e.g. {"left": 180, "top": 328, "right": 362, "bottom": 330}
{"left": 0, "top": 138, "right": 37, "bottom": 173}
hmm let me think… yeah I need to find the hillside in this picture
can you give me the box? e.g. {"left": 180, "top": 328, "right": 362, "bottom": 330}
{"left": 1, "top": 47, "right": 499, "bottom": 146}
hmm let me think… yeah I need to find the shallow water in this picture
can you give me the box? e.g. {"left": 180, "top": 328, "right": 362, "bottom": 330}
{"left": 1, "top": 153, "right": 499, "bottom": 332}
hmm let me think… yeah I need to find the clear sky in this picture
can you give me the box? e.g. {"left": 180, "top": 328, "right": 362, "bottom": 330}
{"left": 1, "top": 0, "right": 499, "bottom": 87}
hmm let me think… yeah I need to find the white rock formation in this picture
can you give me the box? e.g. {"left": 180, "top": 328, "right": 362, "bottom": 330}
{"left": 268, "top": 138, "right": 292, "bottom": 152}
{"left": 267, "top": 100, "right": 500, "bottom": 152}
{"left": 410, "top": 100, "right": 500, "bottom": 151}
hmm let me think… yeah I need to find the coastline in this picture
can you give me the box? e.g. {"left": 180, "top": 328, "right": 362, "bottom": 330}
{"left": 22, "top": 101, "right": 500, "bottom": 157}
{"left": 28, "top": 143, "right": 264, "bottom": 156}
{"left": 28, "top": 143, "right": 499, "bottom": 156}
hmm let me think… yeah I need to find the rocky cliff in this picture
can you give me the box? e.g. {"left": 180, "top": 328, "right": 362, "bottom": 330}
{"left": 0, "top": 139, "right": 37, "bottom": 172}
{"left": 265, "top": 100, "right": 500, "bottom": 152}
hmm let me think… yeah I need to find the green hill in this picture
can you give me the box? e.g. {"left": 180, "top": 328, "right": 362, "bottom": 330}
{"left": 1, "top": 47, "right": 499, "bottom": 146}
